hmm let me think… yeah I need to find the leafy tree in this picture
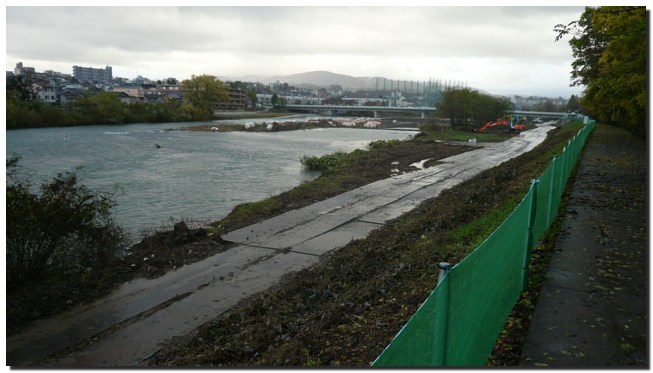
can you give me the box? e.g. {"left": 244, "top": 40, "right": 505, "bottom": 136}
{"left": 229, "top": 81, "right": 248, "bottom": 90}
{"left": 124, "top": 101, "right": 150, "bottom": 123}
{"left": 535, "top": 100, "right": 557, "bottom": 112}
{"left": 6, "top": 157, "right": 124, "bottom": 290}
{"left": 76, "top": 92, "right": 125, "bottom": 124}
{"left": 181, "top": 74, "right": 230, "bottom": 120}
{"left": 7, "top": 74, "right": 40, "bottom": 101}
{"left": 246, "top": 87, "right": 258, "bottom": 107}
{"left": 566, "top": 94, "right": 580, "bottom": 112}
{"left": 554, "top": 7, "right": 608, "bottom": 87}
{"left": 278, "top": 96, "right": 288, "bottom": 110}
{"left": 270, "top": 93, "right": 287, "bottom": 111}
{"left": 555, "top": 6, "right": 646, "bottom": 135}
{"left": 436, "top": 88, "right": 512, "bottom": 130}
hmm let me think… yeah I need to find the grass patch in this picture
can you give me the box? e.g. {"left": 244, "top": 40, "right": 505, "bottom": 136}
{"left": 420, "top": 123, "right": 513, "bottom": 142}
{"left": 446, "top": 194, "right": 522, "bottom": 250}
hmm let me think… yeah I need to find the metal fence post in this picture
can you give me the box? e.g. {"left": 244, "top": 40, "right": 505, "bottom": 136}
{"left": 566, "top": 139, "right": 572, "bottom": 179}
{"left": 558, "top": 147, "right": 567, "bottom": 197}
{"left": 433, "top": 262, "right": 452, "bottom": 366}
{"left": 522, "top": 179, "right": 539, "bottom": 291}
{"left": 546, "top": 157, "right": 557, "bottom": 226}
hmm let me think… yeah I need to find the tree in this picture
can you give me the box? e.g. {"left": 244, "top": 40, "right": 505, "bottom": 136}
{"left": 76, "top": 92, "right": 125, "bottom": 124}
{"left": 6, "top": 157, "right": 123, "bottom": 289}
{"left": 7, "top": 74, "right": 41, "bottom": 102}
{"left": 436, "top": 88, "right": 512, "bottom": 130}
{"left": 181, "top": 74, "right": 230, "bottom": 120}
{"left": 535, "top": 100, "right": 557, "bottom": 112}
{"left": 566, "top": 95, "right": 580, "bottom": 112}
{"left": 555, "top": 6, "right": 646, "bottom": 135}
{"left": 246, "top": 87, "right": 258, "bottom": 107}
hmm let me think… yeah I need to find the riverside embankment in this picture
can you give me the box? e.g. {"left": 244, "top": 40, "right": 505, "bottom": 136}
{"left": 6, "top": 121, "right": 416, "bottom": 239}
{"left": 184, "top": 116, "right": 433, "bottom": 133}
{"left": 7, "top": 123, "right": 557, "bottom": 367}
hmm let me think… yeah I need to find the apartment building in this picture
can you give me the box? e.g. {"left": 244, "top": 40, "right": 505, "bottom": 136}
{"left": 73, "top": 65, "right": 113, "bottom": 83}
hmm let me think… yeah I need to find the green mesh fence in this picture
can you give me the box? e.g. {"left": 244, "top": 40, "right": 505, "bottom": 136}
{"left": 373, "top": 119, "right": 595, "bottom": 367}
{"left": 445, "top": 196, "right": 532, "bottom": 365}
{"left": 533, "top": 162, "right": 554, "bottom": 242}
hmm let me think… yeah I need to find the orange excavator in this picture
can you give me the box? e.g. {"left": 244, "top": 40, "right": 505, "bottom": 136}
{"left": 478, "top": 115, "right": 526, "bottom": 133}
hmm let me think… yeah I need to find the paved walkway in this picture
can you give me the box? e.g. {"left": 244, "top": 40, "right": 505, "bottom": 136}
{"left": 520, "top": 124, "right": 647, "bottom": 367}
{"left": 7, "top": 125, "right": 555, "bottom": 367}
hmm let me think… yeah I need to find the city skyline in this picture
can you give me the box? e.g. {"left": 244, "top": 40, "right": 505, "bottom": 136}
{"left": 7, "top": 6, "right": 589, "bottom": 98}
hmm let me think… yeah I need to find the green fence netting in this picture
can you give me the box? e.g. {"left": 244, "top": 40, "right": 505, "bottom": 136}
{"left": 373, "top": 119, "right": 595, "bottom": 367}
{"left": 445, "top": 195, "right": 532, "bottom": 366}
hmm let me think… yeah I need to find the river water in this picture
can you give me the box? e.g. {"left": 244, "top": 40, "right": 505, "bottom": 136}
{"left": 6, "top": 118, "right": 416, "bottom": 239}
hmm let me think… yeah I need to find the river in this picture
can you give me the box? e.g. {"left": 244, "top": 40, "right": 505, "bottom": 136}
{"left": 6, "top": 118, "right": 416, "bottom": 239}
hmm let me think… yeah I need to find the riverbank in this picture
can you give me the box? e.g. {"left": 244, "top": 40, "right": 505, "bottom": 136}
{"left": 183, "top": 116, "right": 432, "bottom": 133}
{"left": 7, "top": 120, "right": 592, "bottom": 365}
{"left": 11, "top": 123, "right": 557, "bottom": 366}
{"left": 150, "top": 122, "right": 583, "bottom": 366}
{"left": 212, "top": 111, "right": 292, "bottom": 120}
{"left": 6, "top": 125, "right": 471, "bottom": 337}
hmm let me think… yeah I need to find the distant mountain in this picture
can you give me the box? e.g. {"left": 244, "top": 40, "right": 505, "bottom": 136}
{"left": 229, "top": 70, "right": 495, "bottom": 97}
{"left": 231, "top": 71, "right": 380, "bottom": 90}
{"left": 273, "top": 71, "right": 378, "bottom": 90}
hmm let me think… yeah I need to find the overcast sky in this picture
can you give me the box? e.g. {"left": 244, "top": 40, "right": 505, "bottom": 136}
{"left": 6, "top": 6, "right": 593, "bottom": 98}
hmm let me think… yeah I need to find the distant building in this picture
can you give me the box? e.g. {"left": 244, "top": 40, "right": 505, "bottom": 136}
{"left": 59, "top": 88, "right": 84, "bottom": 107}
{"left": 215, "top": 88, "right": 249, "bottom": 110}
{"left": 14, "top": 62, "right": 35, "bottom": 75}
{"left": 256, "top": 93, "right": 273, "bottom": 108}
{"left": 111, "top": 85, "right": 144, "bottom": 99}
{"left": 73, "top": 65, "right": 113, "bottom": 83}
{"left": 109, "top": 91, "right": 142, "bottom": 104}
{"left": 44, "top": 70, "right": 72, "bottom": 79}
{"left": 37, "top": 84, "right": 57, "bottom": 104}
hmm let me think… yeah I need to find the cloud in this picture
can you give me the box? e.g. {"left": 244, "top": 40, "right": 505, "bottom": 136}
{"left": 6, "top": 6, "right": 586, "bottom": 97}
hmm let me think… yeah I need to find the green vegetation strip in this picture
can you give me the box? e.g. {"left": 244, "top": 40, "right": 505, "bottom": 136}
{"left": 420, "top": 123, "right": 509, "bottom": 142}
{"left": 154, "top": 121, "right": 583, "bottom": 366}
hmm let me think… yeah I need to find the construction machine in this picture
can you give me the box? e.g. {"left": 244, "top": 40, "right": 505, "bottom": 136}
{"left": 477, "top": 114, "right": 526, "bottom": 133}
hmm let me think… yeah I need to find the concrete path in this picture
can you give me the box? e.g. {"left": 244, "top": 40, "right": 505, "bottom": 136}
{"left": 7, "top": 125, "right": 555, "bottom": 367}
{"left": 520, "top": 125, "right": 647, "bottom": 367}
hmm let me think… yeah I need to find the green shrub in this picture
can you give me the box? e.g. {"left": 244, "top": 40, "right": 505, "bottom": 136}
{"left": 6, "top": 157, "right": 124, "bottom": 290}
{"left": 301, "top": 152, "right": 350, "bottom": 174}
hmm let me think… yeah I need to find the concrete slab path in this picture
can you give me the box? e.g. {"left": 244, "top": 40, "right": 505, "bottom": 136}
{"left": 519, "top": 124, "right": 647, "bottom": 367}
{"left": 7, "top": 124, "right": 555, "bottom": 367}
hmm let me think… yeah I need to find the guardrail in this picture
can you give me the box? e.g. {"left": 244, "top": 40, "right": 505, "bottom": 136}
{"left": 372, "top": 117, "right": 596, "bottom": 367}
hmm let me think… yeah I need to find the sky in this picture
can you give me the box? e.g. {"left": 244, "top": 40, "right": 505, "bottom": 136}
{"left": 4, "top": 5, "right": 610, "bottom": 98}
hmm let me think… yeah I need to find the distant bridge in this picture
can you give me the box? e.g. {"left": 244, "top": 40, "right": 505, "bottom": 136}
{"left": 285, "top": 104, "right": 436, "bottom": 118}
{"left": 285, "top": 104, "right": 576, "bottom": 121}
{"left": 511, "top": 110, "right": 577, "bottom": 120}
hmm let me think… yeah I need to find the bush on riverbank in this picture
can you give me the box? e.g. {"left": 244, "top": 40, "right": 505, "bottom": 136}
{"left": 6, "top": 157, "right": 125, "bottom": 290}
{"left": 6, "top": 92, "right": 203, "bottom": 129}
{"left": 301, "top": 140, "right": 405, "bottom": 174}
{"left": 6, "top": 157, "right": 128, "bottom": 334}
